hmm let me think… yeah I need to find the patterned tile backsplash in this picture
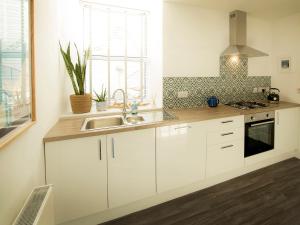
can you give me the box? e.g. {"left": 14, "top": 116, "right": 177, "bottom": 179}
{"left": 163, "top": 56, "right": 271, "bottom": 109}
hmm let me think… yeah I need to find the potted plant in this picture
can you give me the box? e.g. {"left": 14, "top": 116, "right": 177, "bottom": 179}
{"left": 93, "top": 87, "right": 108, "bottom": 111}
{"left": 59, "top": 42, "right": 91, "bottom": 114}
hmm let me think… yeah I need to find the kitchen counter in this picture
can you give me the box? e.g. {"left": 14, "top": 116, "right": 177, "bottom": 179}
{"left": 44, "top": 101, "right": 300, "bottom": 142}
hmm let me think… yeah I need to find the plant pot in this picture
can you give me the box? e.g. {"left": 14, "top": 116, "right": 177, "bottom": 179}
{"left": 70, "top": 94, "right": 92, "bottom": 114}
{"left": 96, "top": 101, "right": 108, "bottom": 111}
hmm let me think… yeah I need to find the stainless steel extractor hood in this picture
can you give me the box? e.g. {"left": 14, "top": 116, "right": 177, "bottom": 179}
{"left": 221, "top": 10, "right": 268, "bottom": 58}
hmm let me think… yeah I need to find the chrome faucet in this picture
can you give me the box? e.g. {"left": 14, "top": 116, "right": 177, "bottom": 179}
{"left": 112, "top": 89, "right": 127, "bottom": 117}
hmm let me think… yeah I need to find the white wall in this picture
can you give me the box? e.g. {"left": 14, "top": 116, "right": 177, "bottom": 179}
{"left": 164, "top": 2, "right": 227, "bottom": 77}
{"left": 163, "top": 2, "right": 272, "bottom": 77}
{"left": 0, "top": 0, "right": 63, "bottom": 224}
{"left": 271, "top": 13, "right": 300, "bottom": 103}
{"left": 247, "top": 17, "right": 272, "bottom": 76}
{"left": 57, "top": 0, "right": 82, "bottom": 113}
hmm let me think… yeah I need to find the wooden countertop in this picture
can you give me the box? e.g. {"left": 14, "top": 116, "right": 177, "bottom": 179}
{"left": 44, "top": 101, "right": 300, "bottom": 143}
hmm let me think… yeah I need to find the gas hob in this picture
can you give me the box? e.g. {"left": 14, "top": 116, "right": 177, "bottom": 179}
{"left": 226, "top": 101, "right": 268, "bottom": 110}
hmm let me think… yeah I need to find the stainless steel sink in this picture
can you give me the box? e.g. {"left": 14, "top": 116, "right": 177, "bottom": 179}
{"left": 81, "top": 110, "right": 176, "bottom": 131}
{"left": 125, "top": 116, "right": 145, "bottom": 124}
{"left": 82, "top": 115, "right": 146, "bottom": 131}
{"left": 83, "top": 115, "right": 125, "bottom": 131}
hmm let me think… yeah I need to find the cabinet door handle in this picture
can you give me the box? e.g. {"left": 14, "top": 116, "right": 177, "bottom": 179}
{"left": 112, "top": 138, "right": 115, "bottom": 158}
{"left": 221, "top": 120, "right": 233, "bottom": 124}
{"left": 221, "top": 145, "right": 234, "bottom": 149}
{"left": 174, "top": 125, "right": 191, "bottom": 130}
{"left": 221, "top": 132, "right": 234, "bottom": 136}
{"left": 99, "top": 140, "right": 102, "bottom": 160}
{"left": 250, "top": 121, "right": 274, "bottom": 127}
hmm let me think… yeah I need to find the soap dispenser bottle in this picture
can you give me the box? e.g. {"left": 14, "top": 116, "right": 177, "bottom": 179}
{"left": 130, "top": 101, "right": 138, "bottom": 115}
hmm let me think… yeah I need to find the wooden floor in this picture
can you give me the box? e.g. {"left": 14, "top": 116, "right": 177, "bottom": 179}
{"left": 101, "top": 158, "right": 300, "bottom": 225}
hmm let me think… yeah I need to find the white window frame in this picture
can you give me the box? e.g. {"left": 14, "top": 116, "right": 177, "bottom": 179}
{"left": 82, "top": 2, "right": 149, "bottom": 103}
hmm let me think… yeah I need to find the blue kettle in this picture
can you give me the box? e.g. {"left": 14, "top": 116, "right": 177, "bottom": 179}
{"left": 207, "top": 96, "right": 219, "bottom": 107}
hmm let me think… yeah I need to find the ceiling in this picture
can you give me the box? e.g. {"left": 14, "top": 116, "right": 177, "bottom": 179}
{"left": 165, "top": 0, "right": 300, "bottom": 20}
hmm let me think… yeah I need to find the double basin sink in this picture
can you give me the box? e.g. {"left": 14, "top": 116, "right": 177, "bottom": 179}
{"left": 81, "top": 110, "right": 176, "bottom": 131}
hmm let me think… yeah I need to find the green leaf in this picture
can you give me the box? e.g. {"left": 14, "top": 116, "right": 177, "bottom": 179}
{"left": 59, "top": 42, "right": 90, "bottom": 95}
{"left": 93, "top": 87, "right": 107, "bottom": 102}
{"left": 59, "top": 42, "right": 79, "bottom": 95}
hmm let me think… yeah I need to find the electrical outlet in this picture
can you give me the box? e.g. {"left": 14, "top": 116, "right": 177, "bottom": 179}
{"left": 178, "top": 91, "right": 189, "bottom": 98}
{"left": 258, "top": 87, "right": 269, "bottom": 93}
{"left": 257, "top": 87, "right": 264, "bottom": 93}
{"left": 253, "top": 87, "right": 258, "bottom": 93}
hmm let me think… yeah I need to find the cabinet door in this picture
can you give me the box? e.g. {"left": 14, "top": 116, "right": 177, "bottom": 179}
{"left": 206, "top": 140, "right": 244, "bottom": 177}
{"left": 275, "top": 107, "right": 300, "bottom": 153}
{"left": 45, "top": 136, "right": 107, "bottom": 224}
{"left": 107, "top": 129, "right": 156, "bottom": 208}
{"left": 156, "top": 122, "right": 207, "bottom": 193}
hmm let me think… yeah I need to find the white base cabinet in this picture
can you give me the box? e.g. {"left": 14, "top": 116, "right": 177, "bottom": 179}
{"left": 107, "top": 129, "right": 156, "bottom": 208}
{"left": 205, "top": 116, "right": 245, "bottom": 177}
{"left": 44, "top": 109, "right": 300, "bottom": 224}
{"left": 45, "top": 136, "right": 108, "bottom": 224}
{"left": 275, "top": 107, "right": 300, "bottom": 154}
{"left": 45, "top": 129, "right": 156, "bottom": 224}
{"left": 156, "top": 122, "right": 207, "bottom": 193}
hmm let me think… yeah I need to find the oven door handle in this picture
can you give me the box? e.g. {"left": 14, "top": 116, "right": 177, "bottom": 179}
{"left": 250, "top": 121, "right": 274, "bottom": 127}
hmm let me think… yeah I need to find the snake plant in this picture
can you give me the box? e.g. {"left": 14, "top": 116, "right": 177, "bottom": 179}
{"left": 93, "top": 86, "right": 107, "bottom": 102}
{"left": 59, "top": 42, "right": 90, "bottom": 95}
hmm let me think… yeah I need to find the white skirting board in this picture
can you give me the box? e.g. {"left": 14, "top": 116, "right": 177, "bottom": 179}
{"left": 60, "top": 151, "right": 298, "bottom": 225}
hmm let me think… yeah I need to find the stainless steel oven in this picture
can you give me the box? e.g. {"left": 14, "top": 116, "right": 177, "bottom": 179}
{"left": 245, "top": 111, "right": 275, "bottom": 157}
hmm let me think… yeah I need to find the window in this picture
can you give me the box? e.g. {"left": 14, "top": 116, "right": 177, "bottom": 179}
{"left": 0, "top": 0, "right": 35, "bottom": 147}
{"left": 82, "top": 3, "right": 149, "bottom": 103}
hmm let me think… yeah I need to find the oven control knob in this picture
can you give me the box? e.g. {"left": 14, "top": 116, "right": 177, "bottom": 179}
{"left": 251, "top": 116, "right": 255, "bottom": 120}
{"left": 266, "top": 114, "right": 269, "bottom": 118}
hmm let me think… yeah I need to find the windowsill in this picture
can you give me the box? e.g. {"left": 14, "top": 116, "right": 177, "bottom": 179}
{"left": 0, "top": 120, "right": 35, "bottom": 150}
{"left": 60, "top": 104, "right": 163, "bottom": 119}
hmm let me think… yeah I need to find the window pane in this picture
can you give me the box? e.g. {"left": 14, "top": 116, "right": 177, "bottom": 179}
{"left": 127, "top": 61, "right": 141, "bottom": 100}
{"left": 0, "top": 0, "right": 31, "bottom": 132}
{"left": 85, "top": 60, "right": 91, "bottom": 93}
{"left": 91, "top": 9, "right": 108, "bottom": 55}
{"left": 110, "top": 12, "right": 125, "bottom": 57}
{"left": 91, "top": 60, "right": 108, "bottom": 94}
{"left": 83, "top": 7, "right": 90, "bottom": 50}
{"left": 83, "top": 5, "right": 149, "bottom": 104}
{"left": 143, "top": 62, "right": 149, "bottom": 99}
{"left": 110, "top": 61, "right": 125, "bottom": 98}
{"left": 127, "top": 14, "right": 142, "bottom": 57}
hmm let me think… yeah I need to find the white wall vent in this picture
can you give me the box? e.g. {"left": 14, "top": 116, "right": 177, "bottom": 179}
{"left": 12, "top": 185, "right": 54, "bottom": 225}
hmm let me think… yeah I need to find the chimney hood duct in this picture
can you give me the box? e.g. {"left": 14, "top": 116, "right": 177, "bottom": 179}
{"left": 221, "top": 10, "right": 268, "bottom": 58}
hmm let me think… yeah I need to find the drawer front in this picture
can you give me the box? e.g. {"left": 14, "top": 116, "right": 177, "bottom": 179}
{"left": 207, "top": 116, "right": 244, "bottom": 131}
{"left": 206, "top": 140, "right": 244, "bottom": 177}
{"left": 207, "top": 127, "right": 244, "bottom": 146}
